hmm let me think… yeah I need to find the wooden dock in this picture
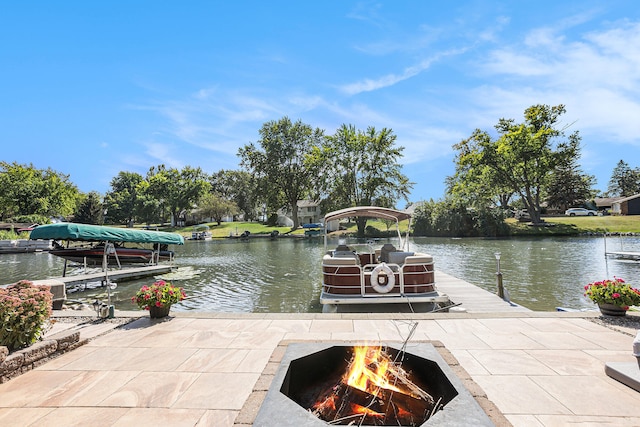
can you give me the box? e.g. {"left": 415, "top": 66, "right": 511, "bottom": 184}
{"left": 436, "top": 271, "right": 531, "bottom": 312}
{"left": 56, "top": 264, "right": 175, "bottom": 287}
{"left": 605, "top": 251, "right": 640, "bottom": 261}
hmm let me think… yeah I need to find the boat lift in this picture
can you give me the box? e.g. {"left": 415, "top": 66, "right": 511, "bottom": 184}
{"left": 29, "top": 223, "right": 184, "bottom": 316}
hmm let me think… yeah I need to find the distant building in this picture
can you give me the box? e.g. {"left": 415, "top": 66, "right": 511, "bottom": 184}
{"left": 611, "top": 194, "right": 640, "bottom": 215}
{"left": 594, "top": 197, "right": 624, "bottom": 212}
{"left": 278, "top": 200, "right": 322, "bottom": 227}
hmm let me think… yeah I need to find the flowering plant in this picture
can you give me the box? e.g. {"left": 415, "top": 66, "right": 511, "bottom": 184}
{"left": 584, "top": 277, "right": 640, "bottom": 309}
{"left": 0, "top": 280, "right": 53, "bottom": 351}
{"left": 132, "top": 280, "right": 186, "bottom": 310}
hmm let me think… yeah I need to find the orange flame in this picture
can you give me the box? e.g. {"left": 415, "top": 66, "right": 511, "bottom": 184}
{"left": 344, "top": 346, "right": 403, "bottom": 395}
{"left": 351, "top": 403, "right": 385, "bottom": 418}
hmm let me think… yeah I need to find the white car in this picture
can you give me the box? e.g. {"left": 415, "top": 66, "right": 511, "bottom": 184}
{"left": 565, "top": 208, "right": 597, "bottom": 216}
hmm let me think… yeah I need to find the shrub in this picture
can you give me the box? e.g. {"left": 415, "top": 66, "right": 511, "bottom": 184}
{"left": 0, "top": 280, "right": 53, "bottom": 351}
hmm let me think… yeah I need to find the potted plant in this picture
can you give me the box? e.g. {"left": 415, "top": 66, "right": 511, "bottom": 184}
{"left": 583, "top": 277, "right": 640, "bottom": 316}
{"left": 132, "top": 280, "right": 186, "bottom": 318}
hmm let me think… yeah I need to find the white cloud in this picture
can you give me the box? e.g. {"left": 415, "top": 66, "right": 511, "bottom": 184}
{"left": 473, "top": 19, "right": 640, "bottom": 145}
{"left": 340, "top": 48, "right": 466, "bottom": 95}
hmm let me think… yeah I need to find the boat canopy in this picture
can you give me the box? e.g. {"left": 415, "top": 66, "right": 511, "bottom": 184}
{"left": 324, "top": 206, "right": 411, "bottom": 223}
{"left": 29, "top": 223, "right": 184, "bottom": 245}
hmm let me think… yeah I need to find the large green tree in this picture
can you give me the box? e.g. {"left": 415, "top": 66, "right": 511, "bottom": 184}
{"left": 545, "top": 157, "right": 596, "bottom": 212}
{"left": 607, "top": 160, "right": 640, "bottom": 197}
{"left": 0, "top": 162, "right": 79, "bottom": 220}
{"left": 196, "top": 192, "right": 239, "bottom": 225}
{"left": 145, "top": 165, "right": 210, "bottom": 226}
{"left": 103, "top": 171, "right": 144, "bottom": 225}
{"left": 73, "top": 191, "right": 104, "bottom": 224}
{"left": 451, "top": 104, "right": 580, "bottom": 224}
{"left": 314, "top": 124, "right": 413, "bottom": 236}
{"left": 210, "top": 169, "right": 258, "bottom": 221}
{"left": 238, "top": 117, "right": 324, "bottom": 230}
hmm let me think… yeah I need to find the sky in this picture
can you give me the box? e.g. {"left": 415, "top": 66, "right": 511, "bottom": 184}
{"left": 2, "top": 1, "right": 640, "bottom": 204}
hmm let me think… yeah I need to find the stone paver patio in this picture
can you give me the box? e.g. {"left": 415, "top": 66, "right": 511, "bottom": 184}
{"left": 0, "top": 310, "right": 639, "bottom": 427}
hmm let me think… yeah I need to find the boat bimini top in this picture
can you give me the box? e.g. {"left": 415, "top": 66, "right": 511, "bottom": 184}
{"left": 323, "top": 206, "right": 412, "bottom": 251}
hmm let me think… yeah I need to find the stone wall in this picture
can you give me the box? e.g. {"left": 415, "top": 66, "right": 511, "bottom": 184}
{"left": 0, "top": 330, "right": 84, "bottom": 383}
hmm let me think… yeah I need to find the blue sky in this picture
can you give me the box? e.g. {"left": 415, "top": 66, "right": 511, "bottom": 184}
{"left": 2, "top": 1, "right": 639, "bottom": 204}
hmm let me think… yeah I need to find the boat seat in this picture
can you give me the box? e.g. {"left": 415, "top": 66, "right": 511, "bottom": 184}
{"left": 404, "top": 253, "right": 434, "bottom": 264}
{"left": 323, "top": 254, "right": 358, "bottom": 265}
{"left": 387, "top": 251, "right": 415, "bottom": 265}
{"left": 379, "top": 243, "right": 397, "bottom": 263}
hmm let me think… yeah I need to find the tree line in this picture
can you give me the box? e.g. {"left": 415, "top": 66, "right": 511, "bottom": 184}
{"left": 0, "top": 117, "right": 412, "bottom": 232}
{"left": 2, "top": 107, "right": 639, "bottom": 236}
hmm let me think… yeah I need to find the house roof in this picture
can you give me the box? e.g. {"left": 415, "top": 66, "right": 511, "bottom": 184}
{"left": 594, "top": 197, "right": 624, "bottom": 207}
{"left": 613, "top": 193, "right": 640, "bottom": 204}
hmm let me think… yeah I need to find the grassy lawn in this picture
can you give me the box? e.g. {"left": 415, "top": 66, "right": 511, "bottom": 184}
{"left": 507, "top": 215, "right": 640, "bottom": 235}
{"left": 174, "top": 222, "right": 299, "bottom": 238}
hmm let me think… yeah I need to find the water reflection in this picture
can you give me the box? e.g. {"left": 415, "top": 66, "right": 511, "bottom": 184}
{"left": 0, "top": 235, "right": 638, "bottom": 313}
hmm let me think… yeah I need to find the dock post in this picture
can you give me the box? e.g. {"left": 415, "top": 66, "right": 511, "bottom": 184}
{"left": 495, "top": 252, "right": 504, "bottom": 299}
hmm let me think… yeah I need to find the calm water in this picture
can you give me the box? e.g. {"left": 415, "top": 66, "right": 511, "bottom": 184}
{"left": 1, "top": 235, "right": 639, "bottom": 313}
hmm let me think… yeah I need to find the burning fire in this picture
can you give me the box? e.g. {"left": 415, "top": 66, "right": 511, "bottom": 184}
{"left": 310, "top": 345, "right": 436, "bottom": 426}
{"left": 351, "top": 403, "right": 385, "bottom": 418}
{"left": 345, "top": 346, "right": 403, "bottom": 395}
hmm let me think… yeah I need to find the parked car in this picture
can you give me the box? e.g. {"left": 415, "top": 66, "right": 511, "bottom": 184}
{"left": 564, "top": 208, "right": 597, "bottom": 216}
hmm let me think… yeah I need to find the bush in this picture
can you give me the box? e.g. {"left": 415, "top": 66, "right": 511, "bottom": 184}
{"left": 412, "top": 200, "right": 510, "bottom": 237}
{"left": 0, "top": 280, "right": 53, "bottom": 351}
{"left": 10, "top": 214, "right": 49, "bottom": 225}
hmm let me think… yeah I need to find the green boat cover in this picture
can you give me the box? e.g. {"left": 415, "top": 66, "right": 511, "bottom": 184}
{"left": 29, "top": 223, "right": 184, "bottom": 245}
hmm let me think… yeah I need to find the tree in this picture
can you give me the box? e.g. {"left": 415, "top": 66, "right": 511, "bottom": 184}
{"left": 210, "top": 170, "right": 258, "bottom": 221}
{"left": 145, "top": 165, "right": 210, "bottom": 226}
{"left": 0, "top": 162, "right": 79, "bottom": 220}
{"left": 238, "top": 117, "right": 324, "bottom": 230}
{"left": 545, "top": 158, "right": 596, "bottom": 212}
{"left": 197, "top": 193, "right": 239, "bottom": 225}
{"left": 606, "top": 160, "right": 640, "bottom": 197}
{"left": 451, "top": 104, "right": 580, "bottom": 224}
{"left": 134, "top": 180, "right": 163, "bottom": 225}
{"left": 74, "top": 191, "right": 104, "bottom": 224}
{"left": 446, "top": 148, "right": 514, "bottom": 209}
{"left": 314, "top": 124, "right": 413, "bottom": 236}
{"left": 103, "top": 171, "right": 144, "bottom": 225}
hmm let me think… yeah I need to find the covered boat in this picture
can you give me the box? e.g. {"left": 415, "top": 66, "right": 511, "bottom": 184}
{"left": 189, "top": 224, "right": 213, "bottom": 240}
{"left": 29, "top": 223, "right": 184, "bottom": 267}
{"left": 320, "top": 206, "right": 449, "bottom": 312}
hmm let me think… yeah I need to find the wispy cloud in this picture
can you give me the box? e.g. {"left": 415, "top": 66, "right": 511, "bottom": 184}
{"left": 473, "top": 19, "right": 640, "bottom": 145}
{"left": 340, "top": 48, "right": 466, "bottom": 95}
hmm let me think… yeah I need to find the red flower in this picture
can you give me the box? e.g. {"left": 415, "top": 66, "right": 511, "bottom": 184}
{"left": 612, "top": 293, "right": 621, "bottom": 299}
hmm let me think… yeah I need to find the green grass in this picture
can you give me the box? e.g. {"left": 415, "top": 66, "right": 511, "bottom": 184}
{"left": 170, "top": 222, "right": 299, "bottom": 238}
{"left": 507, "top": 215, "right": 640, "bottom": 235}
{"left": 0, "top": 230, "right": 29, "bottom": 240}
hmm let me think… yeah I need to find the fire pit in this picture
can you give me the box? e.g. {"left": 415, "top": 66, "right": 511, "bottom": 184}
{"left": 254, "top": 342, "right": 494, "bottom": 426}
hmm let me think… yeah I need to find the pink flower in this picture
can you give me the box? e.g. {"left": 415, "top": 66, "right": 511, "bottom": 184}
{"left": 612, "top": 293, "right": 621, "bottom": 299}
{"left": 155, "top": 301, "right": 162, "bottom": 307}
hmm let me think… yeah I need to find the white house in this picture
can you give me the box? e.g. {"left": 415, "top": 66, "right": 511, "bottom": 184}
{"left": 278, "top": 200, "right": 322, "bottom": 227}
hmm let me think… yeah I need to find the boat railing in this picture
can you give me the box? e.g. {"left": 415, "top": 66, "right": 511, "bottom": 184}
{"left": 322, "top": 254, "right": 435, "bottom": 297}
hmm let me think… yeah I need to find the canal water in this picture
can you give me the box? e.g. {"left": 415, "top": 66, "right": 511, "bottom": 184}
{"left": 1, "top": 235, "right": 639, "bottom": 313}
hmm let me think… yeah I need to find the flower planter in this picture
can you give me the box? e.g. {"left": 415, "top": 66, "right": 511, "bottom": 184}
{"left": 149, "top": 304, "right": 171, "bottom": 318}
{"left": 598, "top": 303, "right": 627, "bottom": 317}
